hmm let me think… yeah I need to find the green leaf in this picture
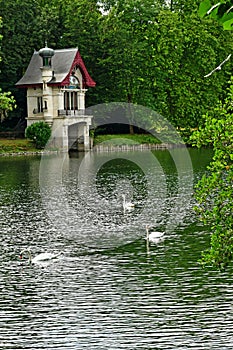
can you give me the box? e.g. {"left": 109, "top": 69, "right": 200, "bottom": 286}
{"left": 199, "top": 0, "right": 212, "bottom": 18}
{"left": 223, "top": 17, "right": 233, "bottom": 30}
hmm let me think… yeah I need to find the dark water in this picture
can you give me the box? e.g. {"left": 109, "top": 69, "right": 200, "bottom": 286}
{"left": 1, "top": 148, "right": 233, "bottom": 350}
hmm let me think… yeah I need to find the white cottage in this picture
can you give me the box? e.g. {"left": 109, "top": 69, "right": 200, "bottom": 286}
{"left": 16, "top": 45, "right": 96, "bottom": 151}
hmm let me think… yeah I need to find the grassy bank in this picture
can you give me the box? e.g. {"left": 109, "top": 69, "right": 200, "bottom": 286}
{"left": 93, "top": 134, "right": 160, "bottom": 146}
{"left": 0, "top": 138, "right": 38, "bottom": 154}
{"left": 0, "top": 134, "right": 161, "bottom": 154}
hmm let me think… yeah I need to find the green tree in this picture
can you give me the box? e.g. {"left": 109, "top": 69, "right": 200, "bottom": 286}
{"left": 59, "top": 0, "right": 102, "bottom": 107}
{"left": 146, "top": 9, "right": 233, "bottom": 128}
{"left": 0, "top": 89, "right": 16, "bottom": 122}
{"left": 0, "top": 0, "right": 66, "bottom": 119}
{"left": 190, "top": 0, "right": 233, "bottom": 269}
{"left": 0, "top": 0, "right": 39, "bottom": 89}
{"left": 0, "top": 17, "right": 16, "bottom": 121}
{"left": 96, "top": 0, "right": 233, "bottom": 129}
{"left": 0, "top": 0, "right": 232, "bottom": 131}
{"left": 191, "top": 80, "right": 233, "bottom": 269}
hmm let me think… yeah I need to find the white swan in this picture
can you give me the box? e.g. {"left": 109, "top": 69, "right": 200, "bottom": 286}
{"left": 146, "top": 225, "right": 164, "bottom": 243}
{"left": 19, "top": 248, "right": 60, "bottom": 265}
{"left": 122, "top": 194, "right": 135, "bottom": 211}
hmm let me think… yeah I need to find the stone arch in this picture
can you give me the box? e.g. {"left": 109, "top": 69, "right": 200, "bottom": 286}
{"left": 68, "top": 119, "right": 92, "bottom": 152}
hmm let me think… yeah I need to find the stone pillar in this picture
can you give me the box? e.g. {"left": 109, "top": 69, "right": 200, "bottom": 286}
{"left": 41, "top": 67, "right": 54, "bottom": 125}
{"left": 78, "top": 89, "right": 87, "bottom": 111}
{"left": 57, "top": 90, "right": 64, "bottom": 113}
{"left": 83, "top": 124, "right": 90, "bottom": 151}
{"left": 62, "top": 120, "right": 69, "bottom": 152}
{"left": 51, "top": 118, "right": 68, "bottom": 152}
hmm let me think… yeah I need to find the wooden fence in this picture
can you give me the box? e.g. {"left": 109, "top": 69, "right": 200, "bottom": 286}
{"left": 92, "top": 143, "right": 186, "bottom": 152}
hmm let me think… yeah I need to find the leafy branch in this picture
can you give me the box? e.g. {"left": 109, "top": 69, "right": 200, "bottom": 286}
{"left": 191, "top": 79, "right": 233, "bottom": 269}
{"left": 204, "top": 53, "right": 231, "bottom": 77}
{"left": 199, "top": 0, "right": 233, "bottom": 30}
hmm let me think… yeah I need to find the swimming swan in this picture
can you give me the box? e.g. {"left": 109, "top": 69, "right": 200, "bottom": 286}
{"left": 122, "top": 194, "right": 135, "bottom": 211}
{"left": 146, "top": 225, "right": 164, "bottom": 243}
{"left": 19, "top": 248, "right": 60, "bottom": 265}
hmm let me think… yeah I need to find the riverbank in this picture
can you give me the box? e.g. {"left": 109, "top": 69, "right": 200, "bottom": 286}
{"left": 0, "top": 134, "right": 186, "bottom": 156}
{"left": 0, "top": 139, "right": 59, "bottom": 157}
{"left": 0, "top": 139, "right": 38, "bottom": 154}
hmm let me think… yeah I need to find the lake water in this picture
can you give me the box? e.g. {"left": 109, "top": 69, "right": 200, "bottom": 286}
{"left": 1, "top": 148, "right": 233, "bottom": 350}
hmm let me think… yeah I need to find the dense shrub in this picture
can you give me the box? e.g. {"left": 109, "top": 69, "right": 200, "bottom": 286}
{"left": 25, "top": 121, "right": 51, "bottom": 149}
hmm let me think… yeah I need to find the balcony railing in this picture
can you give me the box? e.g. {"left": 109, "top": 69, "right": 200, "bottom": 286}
{"left": 58, "top": 109, "right": 89, "bottom": 117}
{"left": 33, "top": 108, "right": 47, "bottom": 114}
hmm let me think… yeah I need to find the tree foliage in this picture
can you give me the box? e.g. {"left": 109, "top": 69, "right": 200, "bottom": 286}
{"left": 0, "top": 0, "right": 232, "bottom": 130}
{"left": 199, "top": 0, "right": 233, "bottom": 30}
{"left": 0, "top": 17, "right": 16, "bottom": 121}
{"left": 0, "top": 89, "right": 16, "bottom": 122}
{"left": 191, "top": 80, "right": 233, "bottom": 269}
{"left": 190, "top": 0, "right": 233, "bottom": 270}
{"left": 95, "top": 0, "right": 233, "bottom": 128}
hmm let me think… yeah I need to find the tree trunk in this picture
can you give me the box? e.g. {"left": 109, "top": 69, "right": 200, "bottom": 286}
{"left": 129, "top": 123, "right": 134, "bottom": 135}
{"left": 127, "top": 93, "right": 134, "bottom": 134}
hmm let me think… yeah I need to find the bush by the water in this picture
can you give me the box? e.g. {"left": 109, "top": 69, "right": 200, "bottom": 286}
{"left": 25, "top": 121, "right": 51, "bottom": 149}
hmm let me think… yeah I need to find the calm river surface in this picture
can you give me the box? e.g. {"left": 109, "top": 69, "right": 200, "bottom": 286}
{"left": 0, "top": 148, "right": 233, "bottom": 349}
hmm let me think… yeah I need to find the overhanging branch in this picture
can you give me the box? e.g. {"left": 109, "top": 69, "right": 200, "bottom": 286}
{"left": 204, "top": 54, "right": 232, "bottom": 78}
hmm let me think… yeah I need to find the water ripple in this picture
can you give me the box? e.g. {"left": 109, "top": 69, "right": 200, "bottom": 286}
{"left": 1, "top": 150, "right": 233, "bottom": 349}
